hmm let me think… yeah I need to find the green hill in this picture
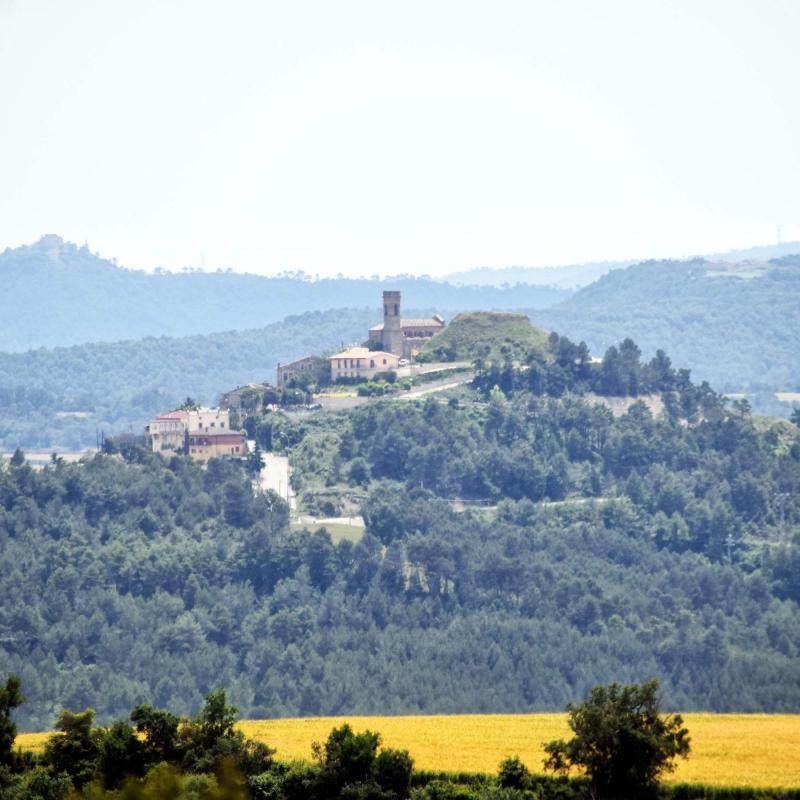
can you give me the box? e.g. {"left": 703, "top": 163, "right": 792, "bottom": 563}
{"left": 4, "top": 330, "right": 800, "bottom": 730}
{"left": 418, "top": 311, "right": 550, "bottom": 363}
{"left": 534, "top": 257, "right": 800, "bottom": 414}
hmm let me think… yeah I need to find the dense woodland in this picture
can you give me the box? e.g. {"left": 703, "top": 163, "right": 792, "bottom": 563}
{"left": 2, "top": 334, "right": 799, "bottom": 735}
{"left": 535, "top": 258, "right": 800, "bottom": 414}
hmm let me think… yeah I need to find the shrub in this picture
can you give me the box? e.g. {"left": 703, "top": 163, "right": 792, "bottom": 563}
{"left": 544, "top": 679, "right": 690, "bottom": 800}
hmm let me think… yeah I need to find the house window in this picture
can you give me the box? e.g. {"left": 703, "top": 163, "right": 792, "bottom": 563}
{"left": 394, "top": 304, "right": 398, "bottom": 314}
{"left": 221, "top": 422, "right": 225, "bottom": 428}
{"left": 382, "top": 359, "right": 387, "bottom": 365}
{"left": 370, "top": 359, "right": 375, "bottom": 368}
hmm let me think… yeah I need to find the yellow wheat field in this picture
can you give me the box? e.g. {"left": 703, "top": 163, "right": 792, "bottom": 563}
{"left": 16, "top": 713, "right": 800, "bottom": 789}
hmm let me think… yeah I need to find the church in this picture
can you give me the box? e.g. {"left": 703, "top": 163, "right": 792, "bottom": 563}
{"left": 367, "top": 290, "right": 445, "bottom": 358}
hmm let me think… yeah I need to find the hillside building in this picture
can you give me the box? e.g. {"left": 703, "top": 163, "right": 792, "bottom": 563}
{"left": 187, "top": 431, "right": 246, "bottom": 462}
{"left": 146, "top": 406, "right": 246, "bottom": 462}
{"left": 277, "top": 355, "right": 326, "bottom": 387}
{"left": 368, "top": 290, "right": 445, "bottom": 358}
{"left": 147, "top": 410, "right": 189, "bottom": 453}
{"left": 188, "top": 407, "right": 231, "bottom": 433}
{"left": 329, "top": 346, "right": 399, "bottom": 382}
{"left": 220, "top": 383, "right": 270, "bottom": 411}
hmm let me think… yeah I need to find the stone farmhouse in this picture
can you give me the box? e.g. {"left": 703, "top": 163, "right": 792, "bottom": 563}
{"left": 146, "top": 407, "right": 247, "bottom": 463}
{"left": 219, "top": 383, "right": 270, "bottom": 411}
{"left": 276, "top": 355, "right": 326, "bottom": 388}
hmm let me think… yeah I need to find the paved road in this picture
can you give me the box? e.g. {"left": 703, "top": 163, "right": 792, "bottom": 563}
{"left": 295, "top": 514, "right": 365, "bottom": 528}
{"left": 398, "top": 374, "right": 474, "bottom": 400}
{"left": 312, "top": 372, "right": 474, "bottom": 410}
{"left": 258, "top": 451, "right": 296, "bottom": 508}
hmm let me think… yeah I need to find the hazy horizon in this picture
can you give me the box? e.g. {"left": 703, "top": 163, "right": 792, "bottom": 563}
{"left": 2, "top": 0, "right": 799, "bottom": 278}
{"left": 7, "top": 231, "right": 800, "bottom": 281}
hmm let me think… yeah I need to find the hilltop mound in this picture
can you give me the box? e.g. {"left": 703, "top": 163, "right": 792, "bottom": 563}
{"left": 417, "top": 310, "right": 550, "bottom": 363}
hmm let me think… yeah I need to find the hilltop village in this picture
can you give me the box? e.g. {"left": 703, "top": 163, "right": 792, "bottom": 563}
{"left": 277, "top": 290, "right": 445, "bottom": 385}
{"left": 145, "top": 291, "right": 448, "bottom": 461}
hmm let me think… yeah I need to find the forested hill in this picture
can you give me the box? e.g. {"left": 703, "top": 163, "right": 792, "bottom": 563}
{"left": 2, "top": 333, "right": 800, "bottom": 730}
{"left": 533, "top": 257, "right": 800, "bottom": 399}
{"left": 0, "top": 236, "right": 570, "bottom": 351}
{"left": 0, "top": 308, "right": 376, "bottom": 450}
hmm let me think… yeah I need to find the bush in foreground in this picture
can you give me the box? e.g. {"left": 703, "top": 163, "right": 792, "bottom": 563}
{"left": 544, "top": 678, "right": 690, "bottom": 800}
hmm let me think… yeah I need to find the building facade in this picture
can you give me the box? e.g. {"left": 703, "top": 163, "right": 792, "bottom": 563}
{"left": 368, "top": 290, "right": 445, "bottom": 358}
{"left": 220, "top": 383, "right": 269, "bottom": 411}
{"left": 146, "top": 407, "right": 246, "bottom": 462}
{"left": 187, "top": 408, "right": 231, "bottom": 433}
{"left": 147, "top": 410, "right": 189, "bottom": 453}
{"left": 329, "top": 346, "right": 399, "bottom": 382}
{"left": 276, "top": 355, "right": 326, "bottom": 387}
{"left": 187, "top": 431, "right": 247, "bottom": 462}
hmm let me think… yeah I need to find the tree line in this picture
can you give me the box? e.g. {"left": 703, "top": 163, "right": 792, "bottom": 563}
{"left": 0, "top": 674, "right": 697, "bottom": 800}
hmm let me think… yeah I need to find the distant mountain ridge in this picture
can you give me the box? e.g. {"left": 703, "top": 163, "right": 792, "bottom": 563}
{"left": 444, "top": 241, "right": 800, "bottom": 289}
{"left": 443, "top": 259, "right": 634, "bottom": 289}
{"left": 533, "top": 257, "right": 800, "bottom": 405}
{"left": 0, "top": 236, "right": 571, "bottom": 352}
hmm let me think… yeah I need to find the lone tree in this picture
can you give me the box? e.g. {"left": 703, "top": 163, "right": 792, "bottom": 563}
{"left": 544, "top": 679, "right": 690, "bottom": 800}
{"left": 0, "top": 675, "right": 24, "bottom": 770}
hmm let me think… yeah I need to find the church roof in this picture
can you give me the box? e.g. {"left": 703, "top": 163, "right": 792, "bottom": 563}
{"left": 329, "top": 346, "right": 397, "bottom": 361}
{"left": 369, "top": 318, "right": 445, "bottom": 332}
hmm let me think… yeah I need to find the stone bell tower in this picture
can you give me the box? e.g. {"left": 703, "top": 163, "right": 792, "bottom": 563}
{"left": 381, "top": 290, "right": 403, "bottom": 356}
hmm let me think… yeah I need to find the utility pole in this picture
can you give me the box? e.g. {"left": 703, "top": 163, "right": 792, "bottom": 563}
{"left": 725, "top": 533, "right": 735, "bottom": 564}
{"left": 773, "top": 492, "right": 789, "bottom": 543}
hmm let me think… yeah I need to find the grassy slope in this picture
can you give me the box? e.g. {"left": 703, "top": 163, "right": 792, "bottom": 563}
{"left": 418, "top": 311, "right": 550, "bottom": 364}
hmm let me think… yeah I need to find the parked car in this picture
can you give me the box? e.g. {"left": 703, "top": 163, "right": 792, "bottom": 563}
{"left": 398, "top": 358, "right": 409, "bottom": 367}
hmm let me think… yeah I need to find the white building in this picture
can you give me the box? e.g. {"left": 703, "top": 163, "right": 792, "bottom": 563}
{"left": 146, "top": 407, "right": 238, "bottom": 459}
{"left": 329, "top": 346, "right": 400, "bottom": 382}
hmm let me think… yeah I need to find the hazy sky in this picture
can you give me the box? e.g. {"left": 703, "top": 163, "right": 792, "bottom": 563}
{"left": 1, "top": 0, "right": 798, "bottom": 276}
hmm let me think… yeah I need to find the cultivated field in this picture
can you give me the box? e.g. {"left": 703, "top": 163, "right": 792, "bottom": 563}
{"left": 16, "top": 713, "right": 800, "bottom": 788}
